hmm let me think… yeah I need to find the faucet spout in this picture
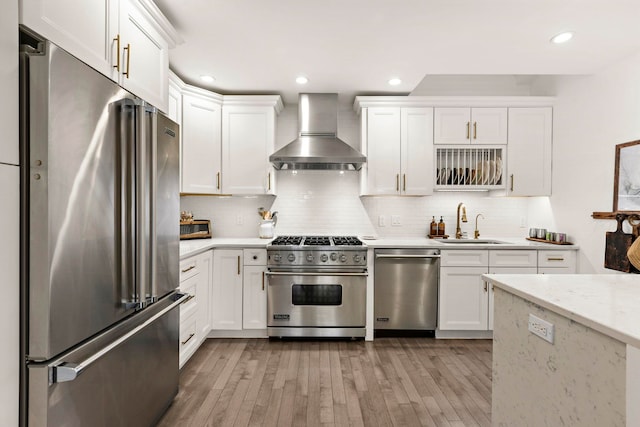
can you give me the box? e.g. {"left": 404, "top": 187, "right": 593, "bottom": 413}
{"left": 456, "top": 203, "right": 467, "bottom": 239}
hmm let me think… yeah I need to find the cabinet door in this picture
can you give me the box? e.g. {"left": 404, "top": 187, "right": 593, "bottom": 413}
{"left": 507, "top": 107, "right": 552, "bottom": 196}
{"left": 118, "top": 0, "right": 169, "bottom": 111}
{"left": 401, "top": 108, "right": 434, "bottom": 195}
{"left": 471, "top": 108, "right": 508, "bottom": 145}
{"left": 434, "top": 108, "right": 470, "bottom": 145}
{"left": 196, "top": 251, "right": 212, "bottom": 337}
{"left": 167, "top": 78, "right": 182, "bottom": 125}
{"left": 487, "top": 266, "right": 537, "bottom": 330}
{"left": 20, "top": 0, "right": 118, "bottom": 79}
{"left": 364, "top": 107, "right": 401, "bottom": 195}
{"left": 222, "top": 106, "right": 274, "bottom": 194}
{"left": 439, "top": 266, "right": 489, "bottom": 330}
{"left": 181, "top": 94, "right": 222, "bottom": 194}
{"left": 211, "top": 250, "right": 243, "bottom": 330}
{"left": 243, "top": 265, "right": 267, "bottom": 329}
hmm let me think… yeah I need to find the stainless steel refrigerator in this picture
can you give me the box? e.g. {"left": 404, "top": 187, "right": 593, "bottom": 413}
{"left": 20, "top": 39, "right": 185, "bottom": 426}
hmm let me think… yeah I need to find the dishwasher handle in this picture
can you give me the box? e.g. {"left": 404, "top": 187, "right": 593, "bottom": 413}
{"left": 375, "top": 254, "right": 440, "bottom": 259}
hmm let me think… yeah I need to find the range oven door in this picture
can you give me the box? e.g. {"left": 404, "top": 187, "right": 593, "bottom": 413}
{"left": 266, "top": 270, "right": 367, "bottom": 335}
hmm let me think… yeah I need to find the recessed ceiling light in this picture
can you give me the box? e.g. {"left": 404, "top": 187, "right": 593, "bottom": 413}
{"left": 296, "top": 76, "right": 309, "bottom": 84}
{"left": 388, "top": 78, "right": 402, "bottom": 86}
{"left": 550, "top": 32, "right": 574, "bottom": 44}
{"left": 200, "top": 75, "right": 215, "bottom": 83}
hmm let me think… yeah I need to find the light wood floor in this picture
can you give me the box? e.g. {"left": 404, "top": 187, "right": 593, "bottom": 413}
{"left": 158, "top": 338, "right": 492, "bottom": 427}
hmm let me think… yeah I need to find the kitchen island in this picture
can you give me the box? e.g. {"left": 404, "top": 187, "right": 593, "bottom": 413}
{"left": 483, "top": 274, "right": 640, "bottom": 427}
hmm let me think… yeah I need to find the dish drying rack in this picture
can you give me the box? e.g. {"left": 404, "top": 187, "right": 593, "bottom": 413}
{"left": 435, "top": 147, "right": 505, "bottom": 189}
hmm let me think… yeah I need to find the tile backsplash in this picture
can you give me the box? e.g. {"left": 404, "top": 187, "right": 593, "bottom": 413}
{"left": 181, "top": 170, "right": 530, "bottom": 239}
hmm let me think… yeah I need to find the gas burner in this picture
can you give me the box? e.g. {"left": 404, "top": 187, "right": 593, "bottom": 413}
{"left": 303, "top": 236, "right": 331, "bottom": 246}
{"left": 270, "top": 236, "right": 303, "bottom": 246}
{"left": 332, "top": 236, "right": 363, "bottom": 246}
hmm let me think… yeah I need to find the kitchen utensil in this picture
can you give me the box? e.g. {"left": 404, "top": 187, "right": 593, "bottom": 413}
{"left": 604, "top": 214, "right": 636, "bottom": 272}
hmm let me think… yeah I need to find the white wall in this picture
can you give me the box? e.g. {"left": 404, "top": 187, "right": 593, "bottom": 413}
{"left": 529, "top": 49, "right": 640, "bottom": 273}
{"left": 2, "top": 1, "right": 19, "bottom": 426}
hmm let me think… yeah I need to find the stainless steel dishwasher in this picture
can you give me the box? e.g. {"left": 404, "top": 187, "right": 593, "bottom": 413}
{"left": 374, "top": 249, "right": 440, "bottom": 332}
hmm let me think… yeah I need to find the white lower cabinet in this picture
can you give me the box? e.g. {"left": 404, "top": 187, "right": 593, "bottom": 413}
{"left": 242, "top": 249, "right": 267, "bottom": 329}
{"left": 439, "top": 249, "right": 545, "bottom": 332}
{"left": 439, "top": 266, "right": 489, "bottom": 331}
{"left": 211, "top": 249, "right": 244, "bottom": 330}
{"left": 178, "top": 250, "right": 212, "bottom": 367}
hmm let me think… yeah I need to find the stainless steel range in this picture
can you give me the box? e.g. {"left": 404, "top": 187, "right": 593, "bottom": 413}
{"left": 266, "top": 236, "right": 367, "bottom": 338}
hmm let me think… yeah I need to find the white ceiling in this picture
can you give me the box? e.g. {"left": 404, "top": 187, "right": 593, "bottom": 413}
{"left": 155, "top": 0, "right": 640, "bottom": 104}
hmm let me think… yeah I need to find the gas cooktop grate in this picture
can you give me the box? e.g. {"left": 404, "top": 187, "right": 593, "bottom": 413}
{"left": 270, "top": 236, "right": 303, "bottom": 246}
{"left": 332, "top": 236, "right": 363, "bottom": 246}
{"left": 303, "top": 236, "right": 332, "bottom": 246}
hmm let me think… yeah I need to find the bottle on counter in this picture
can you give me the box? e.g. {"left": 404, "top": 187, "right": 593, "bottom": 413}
{"left": 430, "top": 216, "right": 437, "bottom": 236}
{"left": 438, "top": 216, "right": 445, "bottom": 236}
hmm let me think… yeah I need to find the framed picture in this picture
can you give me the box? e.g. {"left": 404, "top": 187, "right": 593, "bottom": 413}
{"left": 613, "top": 140, "right": 640, "bottom": 212}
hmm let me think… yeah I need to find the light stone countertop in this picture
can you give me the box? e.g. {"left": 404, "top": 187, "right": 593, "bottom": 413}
{"left": 484, "top": 273, "right": 640, "bottom": 348}
{"left": 180, "top": 236, "right": 578, "bottom": 259}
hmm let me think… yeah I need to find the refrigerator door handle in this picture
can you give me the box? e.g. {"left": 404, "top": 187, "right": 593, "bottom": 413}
{"left": 136, "top": 103, "right": 149, "bottom": 308}
{"left": 51, "top": 293, "right": 188, "bottom": 383}
{"left": 149, "top": 110, "right": 158, "bottom": 303}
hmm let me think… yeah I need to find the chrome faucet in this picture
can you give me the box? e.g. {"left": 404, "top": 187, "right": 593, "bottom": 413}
{"left": 474, "top": 213, "right": 484, "bottom": 239}
{"left": 456, "top": 203, "right": 468, "bottom": 239}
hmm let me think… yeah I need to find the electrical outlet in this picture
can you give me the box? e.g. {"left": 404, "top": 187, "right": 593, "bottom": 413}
{"left": 391, "top": 215, "right": 401, "bottom": 226}
{"left": 236, "top": 215, "right": 243, "bottom": 225}
{"left": 378, "top": 215, "right": 386, "bottom": 227}
{"left": 520, "top": 216, "right": 527, "bottom": 228}
{"left": 528, "top": 314, "right": 554, "bottom": 344}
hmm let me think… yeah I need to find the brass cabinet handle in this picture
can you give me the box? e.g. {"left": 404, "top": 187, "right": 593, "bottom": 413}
{"left": 262, "top": 271, "right": 265, "bottom": 291}
{"left": 216, "top": 172, "right": 221, "bottom": 190}
{"left": 473, "top": 121, "right": 477, "bottom": 139}
{"left": 483, "top": 281, "right": 488, "bottom": 292}
{"left": 403, "top": 174, "right": 406, "bottom": 192}
{"left": 113, "top": 34, "right": 121, "bottom": 71}
{"left": 182, "top": 294, "right": 195, "bottom": 304}
{"left": 268, "top": 172, "right": 271, "bottom": 191}
{"left": 466, "top": 122, "right": 470, "bottom": 139}
{"left": 237, "top": 256, "right": 241, "bottom": 275}
{"left": 396, "top": 174, "right": 399, "bottom": 192}
{"left": 547, "top": 257, "right": 565, "bottom": 261}
{"left": 123, "top": 43, "right": 131, "bottom": 78}
{"left": 181, "top": 333, "right": 195, "bottom": 346}
{"left": 510, "top": 174, "right": 514, "bottom": 192}
{"left": 181, "top": 265, "right": 195, "bottom": 273}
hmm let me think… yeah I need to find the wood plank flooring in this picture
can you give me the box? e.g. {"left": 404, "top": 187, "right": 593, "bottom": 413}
{"left": 157, "top": 338, "right": 492, "bottom": 427}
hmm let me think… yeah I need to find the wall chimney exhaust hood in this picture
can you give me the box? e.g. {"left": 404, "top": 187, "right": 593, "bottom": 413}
{"left": 269, "top": 93, "right": 366, "bottom": 170}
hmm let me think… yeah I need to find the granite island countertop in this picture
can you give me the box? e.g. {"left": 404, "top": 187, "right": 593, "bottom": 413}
{"left": 484, "top": 273, "right": 640, "bottom": 348}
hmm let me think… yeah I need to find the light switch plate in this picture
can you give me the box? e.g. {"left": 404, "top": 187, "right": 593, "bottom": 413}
{"left": 528, "top": 313, "right": 554, "bottom": 344}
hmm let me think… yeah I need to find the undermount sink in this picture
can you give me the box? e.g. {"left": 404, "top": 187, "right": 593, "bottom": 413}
{"left": 440, "top": 239, "right": 510, "bottom": 245}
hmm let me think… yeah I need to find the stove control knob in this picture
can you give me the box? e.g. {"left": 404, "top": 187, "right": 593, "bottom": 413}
{"left": 339, "top": 254, "right": 347, "bottom": 263}
{"left": 330, "top": 253, "right": 338, "bottom": 261}
{"left": 287, "top": 254, "right": 296, "bottom": 262}
{"left": 273, "top": 254, "right": 282, "bottom": 262}
{"left": 320, "top": 254, "right": 328, "bottom": 262}
{"left": 353, "top": 254, "right": 362, "bottom": 263}
{"left": 306, "top": 254, "right": 314, "bottom": 262}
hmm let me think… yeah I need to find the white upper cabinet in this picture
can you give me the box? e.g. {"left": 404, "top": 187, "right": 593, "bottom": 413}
{"left": 434, "top": 107, "right": 507, "bottom": 145}
{"left": 507, "top": 107, "right": 552, "bottom": 196}
{"left": 359, "top": 104, "right": 434, "bottom": 196}
{"left": 221, "top": 97, "right": 282, "bottom": 195}
{"left": 167, "top": 72, "right": 182, "bottom": 125}
{"left": 20, "top": 0, "right": 180, "bottom": 112}
{"left": 181, "top": 90, "right": 222, "bottom": 194}
{"left": 117, "top": 0, "right": 169, "bottom": 111}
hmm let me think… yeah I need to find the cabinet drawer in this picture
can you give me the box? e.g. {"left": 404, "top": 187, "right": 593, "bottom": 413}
{"left": 179, "top": 313, "right": 198, "bottom": 367}
{"left": 180, "top": 256, "right": 201, "bottom": 281}
{"left": 538, "top": 250, "right": 576, "bottom": 269}
{"left": 489, "top": 250, "right": 537, "bottom": 268}
{"left": 179, "top": 274, "right": 198, "bottom": 317}
{"left": 243, "top": 249, "right": 267, "bottom": 266}
{"left": 440, "top": 250, "right": 488, "bottom": 267}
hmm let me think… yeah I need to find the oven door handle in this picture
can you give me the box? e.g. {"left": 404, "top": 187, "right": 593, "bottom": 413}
{"left": 375, "top": 254, "right": 440, "bottom": 259}
{"left": 265, "top": 271, "right": 368, "bottom": 277}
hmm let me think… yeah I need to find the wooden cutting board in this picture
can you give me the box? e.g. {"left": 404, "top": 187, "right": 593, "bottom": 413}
{"left": 604, "top": 214, "right": 637, "bottom": 272}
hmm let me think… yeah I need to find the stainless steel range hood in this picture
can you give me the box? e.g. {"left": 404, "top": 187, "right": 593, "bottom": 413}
{"left": 269, "top": 93, "right": 366, "bottom": 170}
